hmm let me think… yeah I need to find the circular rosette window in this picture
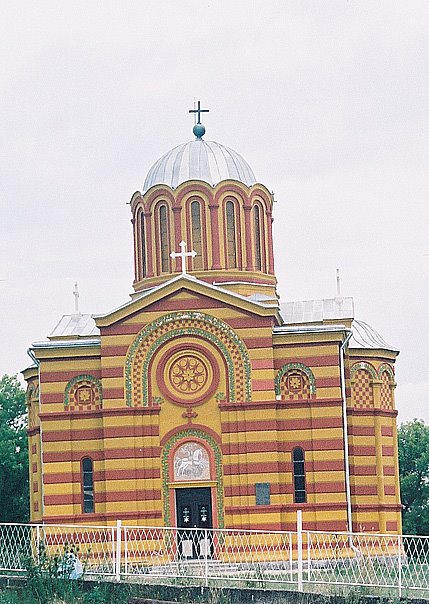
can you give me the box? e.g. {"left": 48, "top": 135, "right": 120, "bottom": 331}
{"left": 158, "top": 346, "right": 218, "bottom": 406}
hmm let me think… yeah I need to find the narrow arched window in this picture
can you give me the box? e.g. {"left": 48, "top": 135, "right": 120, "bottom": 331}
{"left": 140, "top": 211, "right": 146, "bottom": 278}
{"left": 254, "top": 205, "right": 262, "bottom": 271}
{"left": 82, "top": 457, "right": 94, "bottom": 514}
{"left": 191, "top": 201, "right": 203, "bottom": 270}
{"left": 226, "top": 201, "right": 237, "bottom": 268}
{"left": 159, "top": 205, "right": 169, "bottom": 273}
{"left": 293, "top": 448, "right": 306, "bottom": 504}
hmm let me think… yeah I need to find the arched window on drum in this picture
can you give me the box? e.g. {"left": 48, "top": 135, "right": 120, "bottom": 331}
{"left": 190, "top": 200, "right": 203, "bottom": 270}
{"left": 138, "top": 209, "right": 146, "bottom": 278}
{"left": 158, "top": 204, "right": 170, "bottom": 273}
{"left": 225, "top": 200, "right": 237, "bottom": 268}
{"left": 253, "top": 204, "right": 262, "bottom": 271}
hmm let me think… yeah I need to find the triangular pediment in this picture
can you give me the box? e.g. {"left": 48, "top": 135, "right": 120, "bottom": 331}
{"left": 94, "top": 275, "right": 281, "bottom": 328}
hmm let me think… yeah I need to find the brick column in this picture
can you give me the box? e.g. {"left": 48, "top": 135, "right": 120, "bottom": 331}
{"left": 144, "top": 211, "right": 154, "bottom": 278}
{"left": 243, "top": 206, "right": 253, "bottom": 271}
{"left": 172, "top": 207, "right": 182, "bottom": 273}
{"left": 209, "top": 203, "right": 221, "bottom": 270}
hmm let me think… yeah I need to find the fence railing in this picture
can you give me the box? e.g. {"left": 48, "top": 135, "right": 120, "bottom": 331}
{"left": 1, "top": 514, "right": 429, "bottom": 598}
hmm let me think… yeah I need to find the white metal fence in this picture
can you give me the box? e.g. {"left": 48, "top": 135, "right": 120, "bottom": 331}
{"left": 1, "top": 516, "right": 429, "bottom": 598}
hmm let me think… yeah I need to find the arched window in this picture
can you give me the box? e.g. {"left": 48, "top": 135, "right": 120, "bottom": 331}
{"left": 140, "top": 211, "right": 146, "bottom": 278}
{"left": 191, "top": 201, "right": 203, "bottom": 270}
{"left": 159, "top": 205, "right": 170, "bottom": 273}
{"left": 82, "top": 457, "right": 94, "bottom": 514}
{"left": 226, "top": 201, "right": 237, "bottom": 268}
{"left": 293, "top": 448, "right": 306, "bottom": 504}
{"left": 254, "top": 205, "right": 262, "bottom": 271}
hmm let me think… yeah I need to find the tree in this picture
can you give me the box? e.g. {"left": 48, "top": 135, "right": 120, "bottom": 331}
{"left": 0, "top": 374, "right": 29, "bottom": 522}
{"left": 398, "top": 419, "right": 429, "bottom": 535}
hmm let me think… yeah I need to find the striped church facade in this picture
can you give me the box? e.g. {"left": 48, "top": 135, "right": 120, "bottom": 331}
{"left": 24, "top": 281, "right": 401, "bottom": 533}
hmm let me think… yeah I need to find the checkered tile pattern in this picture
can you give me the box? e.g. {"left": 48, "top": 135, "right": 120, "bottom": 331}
{"left": 281, "top": 370, "right": 310, "bottom": 401}
{"left": 68, "top": 379, "right": 102, "bottom": 412}
{"left": 28, "top": 387, "right": 39, "bottom": 429}
{"left": 132, "top": 317, "right": 247, "bottom": 406}
{"left": 380, "top": 371, "right": 392, "bottom": 410}
{"left": 351, "top": 369, "right": 374, "bottom": 409}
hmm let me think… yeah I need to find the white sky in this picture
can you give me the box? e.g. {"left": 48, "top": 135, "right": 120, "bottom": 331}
{"left": 0, "top": 1, "right": 428, "bottom": 424}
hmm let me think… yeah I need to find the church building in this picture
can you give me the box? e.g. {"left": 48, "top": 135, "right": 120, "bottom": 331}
{"left": 24, "top": 105, "right": 402, "bottom": 535}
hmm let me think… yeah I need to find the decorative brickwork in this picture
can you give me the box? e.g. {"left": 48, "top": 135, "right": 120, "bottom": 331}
{"left": 161, "top": 429, "right": 224, "bottom": 527}
{"left": 64, "top": 375, "right": 102, "bottom": 411}
{"left": 379, "top": 364, "right": 395, "bottom": 410}
{"left": 27, "top": 383, "right": 39, "bottom": 430}
{"left": 125, "top": 312, "right": 251, "bottom": 406}
{"left": 351, "top": 363, "right": 375, "bottom": 409}
{"left": 275, "top": 362, "right": 316, "bottom": 401}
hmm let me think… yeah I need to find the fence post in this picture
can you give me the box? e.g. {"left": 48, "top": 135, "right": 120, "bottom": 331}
{"left": 115, "top": 520, "right": 122, "bottom": 582}
{"left": 307, "top": 531, "right": 311, "bottom": 582}
{"left": 124, "top": 525, "right": 128, "bottom": 577}
{"left": 204, "top": 528, "right": 209, "bottom": 587}
{"left": 297, "top": 509, "right": 303, "bottom": 592}
{"left": 36, "top": 524, "right": 41, "bottom": 564}
{"left": 398, "top": 534, "right": 402, "bottom": 598}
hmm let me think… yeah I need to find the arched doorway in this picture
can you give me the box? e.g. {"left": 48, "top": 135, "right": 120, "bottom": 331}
{"left": 173, "top": 441, "right": 213, "bottom": 559}
{"left": 162, "top": 431, "right": 224, "bottom": 558}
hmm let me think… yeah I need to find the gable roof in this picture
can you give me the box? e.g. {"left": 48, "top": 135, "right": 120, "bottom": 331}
{"left": 93, "top": 273, "right": 282, "bottom": 327}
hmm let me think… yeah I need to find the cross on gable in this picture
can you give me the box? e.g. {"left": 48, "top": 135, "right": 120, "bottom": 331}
{"left": 189, "top": 101, "right": 209, "bottom": 124}
{"left": 170, "top": 240, "right": 197, "bottom": 275}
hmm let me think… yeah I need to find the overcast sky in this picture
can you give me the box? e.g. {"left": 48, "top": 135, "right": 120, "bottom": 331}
{"left": 1, "top": 1, "right": 428, "bottom": 423}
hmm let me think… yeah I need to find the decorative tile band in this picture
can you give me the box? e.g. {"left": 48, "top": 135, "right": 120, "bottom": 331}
{"left": 125, "top": 311, "right": 251, "bottom": 406}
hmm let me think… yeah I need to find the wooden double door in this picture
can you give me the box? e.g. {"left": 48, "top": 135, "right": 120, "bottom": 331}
{"left": 175, "top": 487, "right": 213, "bottom": 559}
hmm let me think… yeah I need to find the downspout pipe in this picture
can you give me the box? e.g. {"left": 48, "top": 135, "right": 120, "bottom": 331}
{"left": 26, "top": 348, "right": 44, "bottom": 519}
{"left": 27, "top": 347, "right": 39, "bottom": 369}
{"left": 339, "top": 329, "right": 353, "bottom": 535}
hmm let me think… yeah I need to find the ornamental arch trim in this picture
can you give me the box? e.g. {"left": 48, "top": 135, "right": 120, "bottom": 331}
{"left": 378, "top": 363, "right": 395, "bottom": 382}
{"left": 275, "top": 362, "right": 316, "bottom": 397}
{"left": 161, "top": 428, "right": 224, "bottom": 528}
{"left": 350, "top": 362, "right": 378, "bottom": 380}
{"left": 64, "top": 374, "right": 103, "bottom": 410}
{"left": 125, "top": 311, "right": 251, "bottom": 406}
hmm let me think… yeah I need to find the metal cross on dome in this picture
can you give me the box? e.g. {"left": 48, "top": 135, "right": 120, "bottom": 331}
{"left": 170, "top": 241, "right": 197, "bottom": 275}
{"left": 189, "top": 101, "right": 209, "bottom": 124}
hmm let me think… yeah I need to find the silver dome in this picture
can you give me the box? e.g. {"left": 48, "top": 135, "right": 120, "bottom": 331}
{"left": 143, "top": 139, "right": 256, "bottom": 193}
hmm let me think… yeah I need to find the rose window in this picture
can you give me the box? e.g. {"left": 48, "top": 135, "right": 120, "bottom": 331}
{"left": 158, "top": 346, "right": 218, "bottom": 406}
{"left": 170, "top": 355, "right": 208, "bottom": 394}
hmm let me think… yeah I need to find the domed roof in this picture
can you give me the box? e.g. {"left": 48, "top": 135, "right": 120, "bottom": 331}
{"left": 143, "top": 139, "right": 256, "bottom": 193}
